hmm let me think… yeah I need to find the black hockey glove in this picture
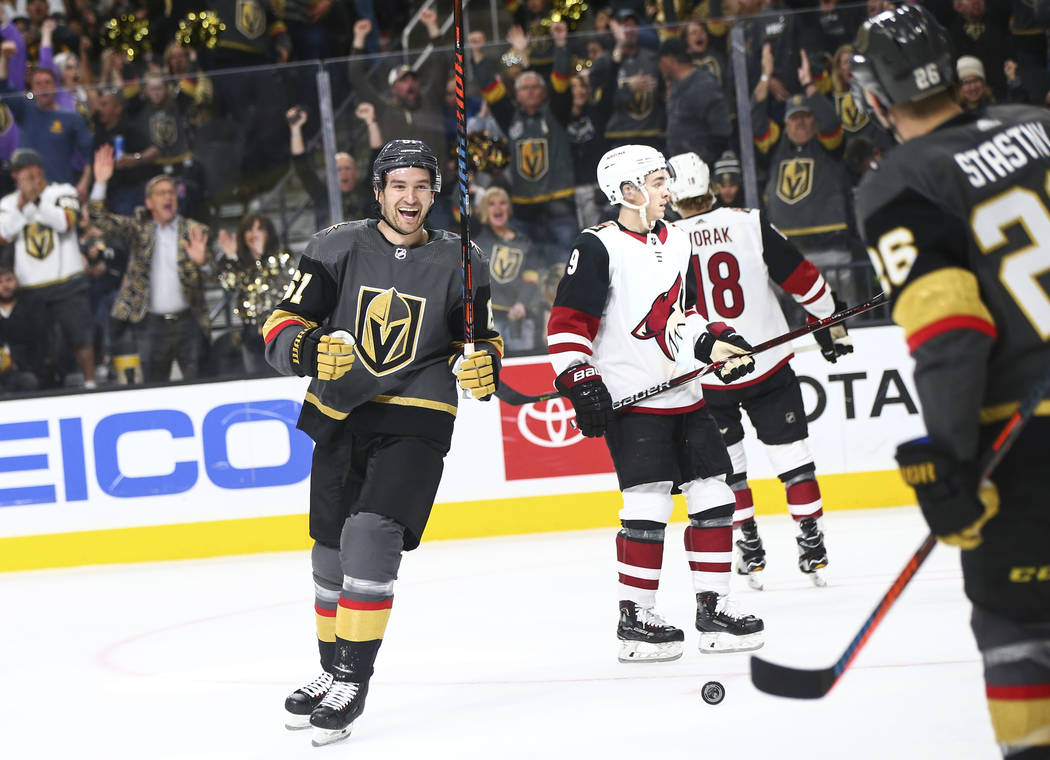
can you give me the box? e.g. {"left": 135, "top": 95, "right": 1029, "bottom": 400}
{"left": 812, "top": 294, "right": 854, "bottom": 363}
{"left": 289, "top": 326, "right": 356, "bottom": 381}
{"left": 695, "top": 322, "right": 755, "bottom": 383}
{"left": 554, "top": 363, "right": 614, "bottom": 438}
{"left": 895, "top": 438, "right": 999, "bottom": 550}
{"left": 454, "top": 349, "right": 501, "bottom": 400}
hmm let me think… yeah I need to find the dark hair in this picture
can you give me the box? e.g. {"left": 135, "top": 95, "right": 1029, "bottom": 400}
{"left": 658, "top": 37, "right": 690, "bottom": 64}
{"left": 235, "top": 213, "right": 279, "bottom": 269}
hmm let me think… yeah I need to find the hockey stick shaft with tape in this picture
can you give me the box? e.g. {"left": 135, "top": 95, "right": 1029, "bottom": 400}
{"left": 495, "top": 293, "right": 886, "bottom": 406}
{"left": 750, "top": 355, "right": 1050, "bottom": 699}
{"left": 453, "top": 0, "right": 475, "bottom": 381}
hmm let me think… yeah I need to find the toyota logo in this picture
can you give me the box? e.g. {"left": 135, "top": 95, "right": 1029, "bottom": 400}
{"left": 516, "top": 398, "right": 584, "bottom": 448}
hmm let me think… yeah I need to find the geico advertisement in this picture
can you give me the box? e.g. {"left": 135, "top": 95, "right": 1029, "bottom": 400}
{"left": 0, "top": 325, "right": 925, "bottom": 537}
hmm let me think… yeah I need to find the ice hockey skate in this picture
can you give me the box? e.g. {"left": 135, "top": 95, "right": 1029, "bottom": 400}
{"left": 734, "top": 520, "right": 766, "bottom": 591}
{"left": 283, "top": 672, "right": 333, "bottom": 730}
{"left": 617, "top": 600, "right": 685, "bottom": 663}
{"left": 797, "top": 517, "right": 828, "bottom": 587}
{"left": 695, "top": 591, "right": 764, "bottom": 653}
{"left": 309, "top": 679, "right": 369, "bottom": 747}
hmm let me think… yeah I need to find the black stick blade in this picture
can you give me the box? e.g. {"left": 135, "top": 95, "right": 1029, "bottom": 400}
{"left": 750, "top": 655, "right": 838, "bottom": 699}
{"left": 494, "top": 385, "right": 560, "bottom": 406}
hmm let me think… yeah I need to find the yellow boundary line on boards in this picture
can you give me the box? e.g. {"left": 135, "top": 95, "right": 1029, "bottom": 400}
{"left": 0, "top": 470, "right": 914, "bottom": 573}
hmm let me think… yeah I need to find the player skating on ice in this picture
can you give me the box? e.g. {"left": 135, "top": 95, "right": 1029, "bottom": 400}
{"left": 547, "top": 144, "right": 765, "bottom": 660}
{"left": 667, "top": 151, "right": 854, "bottom": 589}
{"left": 262, "top": 139, "right": 503, "bottom": 746}
{"left": 852, "top": 7, "right": 1050, "bottom": 755}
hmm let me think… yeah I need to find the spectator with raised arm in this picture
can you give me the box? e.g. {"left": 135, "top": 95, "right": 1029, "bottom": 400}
{"left": 0, "top": 149, "right": 95, "bottom": 388}
{"left": 471, "top": 22, "right": 577, "bottom": 260}
{"left": 38, "top": 17, "right": 96, "bottom": 119}
{"left": 91, "top": 88, "right": 158, "bottom": 216}
{"left": 215, "top": 213, "right": 295, "bottom": 376}
{"left": 89, "top": 145, "right": 211, "bottom": 384}
{"left": 604, "top": 11, "right": 665, "bottom": 151}
{"left": 348, "top": 12, "right": 451, "bottom": 226}
{"left": 0, "top": 39, "right": 92, "bottom": 192}
{"left": 288, "top": 105, "right": 374, "bottom": 229}
{"left": 567, "top": 65, "right": 615, "bottom": 229}
{"left": 753, "top": 44, "right": 856, "bottom": 311}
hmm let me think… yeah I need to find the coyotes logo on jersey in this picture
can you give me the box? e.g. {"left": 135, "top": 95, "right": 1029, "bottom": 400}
{"left": 631, "top": 273, "right": 687, "bottom": 360}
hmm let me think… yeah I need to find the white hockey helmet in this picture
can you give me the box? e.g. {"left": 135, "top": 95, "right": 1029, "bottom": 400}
{"left": 667, "top": 152, "right": 711, "bottom": 208}
{"left": 596, "top": 144, "right": 674, "bottom": 207}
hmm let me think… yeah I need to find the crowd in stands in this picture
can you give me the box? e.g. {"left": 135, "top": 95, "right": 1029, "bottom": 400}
{"left": 0, "top": 0, "right": 1047, "bottom": 394}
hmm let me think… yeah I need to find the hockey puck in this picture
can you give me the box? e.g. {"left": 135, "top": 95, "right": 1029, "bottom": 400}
{"left": 701, "top": 681, "right": 725, "bottom": 705}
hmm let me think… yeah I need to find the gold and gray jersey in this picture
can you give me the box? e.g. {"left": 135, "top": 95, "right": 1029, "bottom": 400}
{"left": 263, "top": 219, "right": 502, "bottom": 445}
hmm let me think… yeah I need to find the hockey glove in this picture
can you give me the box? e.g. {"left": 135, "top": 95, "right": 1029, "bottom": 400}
{"left": 454, "top": 349, "right": 501, "bottom": 400}
{"left": 895, "top": 438, "right": 999, "bottom": 550}
{"left": 290, "top": 327, "right": 356, "bottom": 381}
{"left": 695, "top": 322, "right": 756, "bottom": 383}
{"left": 811, "top": 294, "right": 854, "bottom": 363}
{"left": 554, "top": 363, "right": 614, "bottom": 438}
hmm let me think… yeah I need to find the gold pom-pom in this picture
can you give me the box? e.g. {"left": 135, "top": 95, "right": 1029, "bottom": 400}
{"left": 175, "top": 11, "right": 227, "bottom": 51}
{"left": 101, "top": 14, "right": 151, "bottom": 62}
{"left": 530, "top": 0, "right": 590, "bottom": 38}
{"left": 467, "top": 131, "right": 510, "bottom": 173}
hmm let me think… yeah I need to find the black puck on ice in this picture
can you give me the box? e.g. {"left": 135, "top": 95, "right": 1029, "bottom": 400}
{"left": 701, "top": 681, "right": 725, "bottom": 705}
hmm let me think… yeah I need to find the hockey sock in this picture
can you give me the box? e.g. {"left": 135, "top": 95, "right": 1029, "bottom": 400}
{"left": 727, "top": 473, "right": 755, "bottom": 530}
{"left": 315, "top": 600, "right": 337, "bottom": 672}
{"left": 780, "top": 465, "right": 823, "bottom": 523}
{"left": 685, "top": 510, "right": 733, "bottom": 596}
{"left": 616, "top": 526, "right": 665, "bottom": 608}
{"left": 333, "top": 590, "right": 392, "bottom": 682}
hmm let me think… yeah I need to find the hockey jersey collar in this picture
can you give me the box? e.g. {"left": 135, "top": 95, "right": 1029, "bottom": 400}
{"left": 615, "top": 219, "right": 668, "bottom": 245}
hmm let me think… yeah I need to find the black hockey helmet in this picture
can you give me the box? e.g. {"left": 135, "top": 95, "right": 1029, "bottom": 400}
{"left": 850, "top": 5, "right": 954, "bottom": 115}
{"left": 371, "top": 139, "right": 442, "bottom": 193}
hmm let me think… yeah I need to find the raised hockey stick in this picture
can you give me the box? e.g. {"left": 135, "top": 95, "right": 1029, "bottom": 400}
{"left": 453, "top": 0, "right": 475, "bottom": 390}
{"left": 750, "top": 356, "right": 1050, "bottom": 699}
{"left": 495, "top": 292, "right": 887, "bottom": 407}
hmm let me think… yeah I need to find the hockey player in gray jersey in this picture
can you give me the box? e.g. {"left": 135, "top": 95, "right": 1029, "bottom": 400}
{"left": 668, "top": 151, "right": 854, "bottom": 590}
{"left": 263, "top": 140, "right": 503, "bottom": 746}
{"left": 547, "top": 144, "right": 765, "bottom": 661}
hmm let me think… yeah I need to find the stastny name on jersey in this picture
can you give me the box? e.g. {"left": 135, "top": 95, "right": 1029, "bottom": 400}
{"left": 953, "top": 120, "right": 1050, "bottom": 189}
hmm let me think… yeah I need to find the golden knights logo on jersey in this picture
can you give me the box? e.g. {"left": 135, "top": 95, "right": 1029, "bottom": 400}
{"left": 149, "top": 111, "right": 178, "bottom": 149}
{"left": 355, "top": 286, "right": 426, "bottom": 376}
{"left": 631, "top": 273, "right": 686, "bottom": 360}
{"left": 834, "top": 92, "right": 869, "bottom": 133}
{"left": 237, "top": 0, "right": 266, "bottom": 39}
{"left": 776, "top": 158, "right": 814, "bottom": 204}
{"left": 24, "top": 222, "right": 54, "bottom": 260}
{"left": 516, "top": 138, "right": 549, "bottom": 181}
{"left": 489, "top": 244, "right": 524, "bottom": 284}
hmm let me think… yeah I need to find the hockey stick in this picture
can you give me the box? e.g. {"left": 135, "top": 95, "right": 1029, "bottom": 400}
{"left": 453, "top": 0, "right": 475, "bottom": 393}
{"left": 495, "top": 292, "right": 887, "bottom": 407}
{"left": 750, "top": 356, "right": 1050, "bottom": 699}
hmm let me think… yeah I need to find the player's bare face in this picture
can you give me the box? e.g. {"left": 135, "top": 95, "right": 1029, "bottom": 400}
{"left": 377, "top": 167, "right": 435, "bottom": 237}
{"left": 642, "top": 169, "right": 671, "bottom": 221}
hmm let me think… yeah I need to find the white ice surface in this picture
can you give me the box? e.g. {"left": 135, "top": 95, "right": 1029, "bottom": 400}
{"left": 0, "top": 507, "right": 997, "bottom": 760}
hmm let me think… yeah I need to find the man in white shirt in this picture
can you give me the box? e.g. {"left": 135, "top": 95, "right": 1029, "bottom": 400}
{"left": 0, "top": 148, "right": 96, "bottom": 388}
{"left": 89, "top": 145, "right": 210, "bottom": 383}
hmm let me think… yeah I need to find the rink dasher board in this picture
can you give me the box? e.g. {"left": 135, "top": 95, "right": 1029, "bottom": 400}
{"left": 0, "top": 324, "right": 924, "bottom": 571}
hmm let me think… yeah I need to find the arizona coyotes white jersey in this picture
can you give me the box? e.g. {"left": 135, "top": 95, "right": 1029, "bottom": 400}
{"left": 0, "top": 183, "right": 82, "bottom": 288}
{"left": 674, "top": 206, "right": 835, "bottom": 389}
{"left": 547, "top": 219, "right": 706, "bottom": 412}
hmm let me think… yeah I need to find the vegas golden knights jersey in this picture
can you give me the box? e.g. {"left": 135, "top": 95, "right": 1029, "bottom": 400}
{"left": 263, "top": 220, "right": 502, "bottom": 445}
{"left": 857, "top": 105, "right": 1050, "bottom": 441}
{"left": 857, "top": 104, "right": 1050, "bottom": 621}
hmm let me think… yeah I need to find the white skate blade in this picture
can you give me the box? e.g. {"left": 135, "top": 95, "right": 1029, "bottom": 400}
{"left": 745, "top": 570, "right": 764, "bottom": 591}
{"left": 808, "top": 568, "right": 828, "bottom": 587}
{"left": 698, "top": 630, "right": 764, "bottom": 654}
{"left": 311, "top": 723, "right": 355, "bottom": 747}
{"left": 618, "top": 638, "right": 683, "bottom": 663}
{"left": 284, "top": 713, "right": 311, "bottom": 730}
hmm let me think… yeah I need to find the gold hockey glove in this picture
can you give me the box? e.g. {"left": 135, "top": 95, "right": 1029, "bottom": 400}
{"left": 454, "top": 349, "right": 500, "bottom": 400}
{"left": 290, "top": 327, "right": 356, "bottom": 381}
{"left": 896, "top": 438, "right": 999, "bottom": 550}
